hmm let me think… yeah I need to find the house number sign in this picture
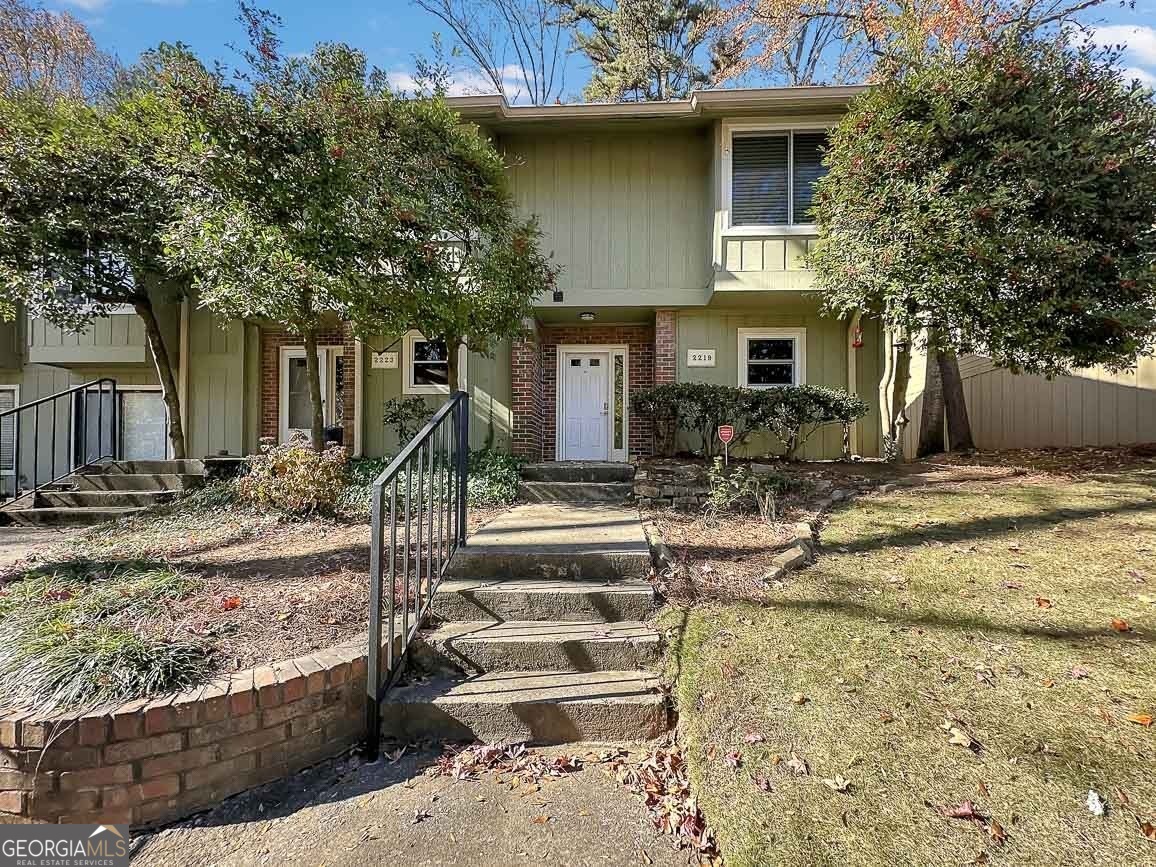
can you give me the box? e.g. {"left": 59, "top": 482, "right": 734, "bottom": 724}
{"left": 686, "top": 349, "right": 716, "bottom": 367}
{"left": 371, "top": 351, "right": 398, "bottom": 369}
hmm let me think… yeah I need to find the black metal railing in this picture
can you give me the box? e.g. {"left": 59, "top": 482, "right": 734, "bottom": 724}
{"left": 364, "top": 390, "right": 469, "bottom": 759}
{"left": 1, "top": 378, "right": 118, "bottom": 506}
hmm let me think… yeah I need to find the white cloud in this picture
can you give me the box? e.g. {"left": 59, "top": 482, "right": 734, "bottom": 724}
{"left": 1091, "top": 24, "right": 1156, "bottom": 65}
{"left": 386, "top": 64, "right": 526, "bottom": 102}
{"left": 60, "top": 0, "right": 108, "bottom": 10}
{"left": 1122, "top": 65, "right": 1156, "bottom": 87}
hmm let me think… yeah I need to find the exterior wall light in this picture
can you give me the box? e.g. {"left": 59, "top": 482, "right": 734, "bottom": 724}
{"left": 579, "top": 312, "right": 596, "bottom": 322}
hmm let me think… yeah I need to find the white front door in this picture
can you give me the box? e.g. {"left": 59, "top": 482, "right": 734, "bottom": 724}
{"left": 281, "top": 349, "right": 328, "bottom": 443}
{"left": 561, "top": 352, "right": 609, "bottom": 461}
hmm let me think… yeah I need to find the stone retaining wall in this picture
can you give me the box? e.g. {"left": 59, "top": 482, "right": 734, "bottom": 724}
{"left": 633, "top": 461, "right": 710, "bottom": 510}
{"left": 0, "top": 638, "right": 368, "bottom": 829}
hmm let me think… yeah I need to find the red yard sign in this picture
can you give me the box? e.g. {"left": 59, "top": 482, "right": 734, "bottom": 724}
{"left": 718, "top": 425, "right": 734, "bottom": 444}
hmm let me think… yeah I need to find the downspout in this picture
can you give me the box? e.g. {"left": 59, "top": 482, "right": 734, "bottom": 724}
{"left": 353, "top": 338, "right": 364, "bottom": 457}
{"left": 178, "top": 297, "right": 190, "bottom": 452}
{"left": 847, "top": 311, "right": 861, "bottom": 457}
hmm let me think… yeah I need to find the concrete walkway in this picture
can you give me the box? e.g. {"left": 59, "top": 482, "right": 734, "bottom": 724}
{"left": 0, "top": 525, "right": 80, "bottom": 570}
{"left": 132, "top": 748, "right": 693, "bottom": 867}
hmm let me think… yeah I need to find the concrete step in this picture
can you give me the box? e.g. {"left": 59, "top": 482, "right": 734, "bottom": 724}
{"left": 35, "top": 489, "right": 177, "bottom": 509}
{"left": 77, "top": 459, "right": 205, "bottom": 476}
{"left": 379, "top": 669, "right": 668, "bottom": 744}
{"left": 433, "top": 578, "right": 658, "bottom": 623}
{"left": 68, "top": 473, "right": 203, "bottom": 492}
{"left": 2, "top": 506, "right": 143, "bottom": 527}
{"left": 517, "top": 481, "right": 634, "bottom": 504}
{"left": 413, "top": 620, "right": 662, "bottom": 674}
{"left": 448, "top": 504, "right": 652, "bottom": 582}
{"left": 520, "top": 462, "right": 636, "bottom": 484}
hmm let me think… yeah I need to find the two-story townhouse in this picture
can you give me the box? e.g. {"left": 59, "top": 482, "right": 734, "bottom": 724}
{"left": 2, "top": 85, "right": 886, "bottom": 501}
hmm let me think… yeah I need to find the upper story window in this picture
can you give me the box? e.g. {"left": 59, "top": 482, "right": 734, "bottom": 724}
{"left": 728, "top": 129, "right": 829, "bottom": 230}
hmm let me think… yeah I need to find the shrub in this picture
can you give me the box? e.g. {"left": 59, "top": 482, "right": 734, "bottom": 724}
{"left": 383, "top": 397, "right": 431, "bottom": 444}
{"left": 759, "top": 386, "right": 869, "bottom": 460}
{"left": 469, "top": 449, "right": 523, "bottom": 507}
{"left": 704, "top": 457, "right": 795, "bottom": 522}
{"left": 632, "top": 382, "right": 868, "bottom": 460}
{"left": 238, "top": 437, "right": 349, "bottom": 515}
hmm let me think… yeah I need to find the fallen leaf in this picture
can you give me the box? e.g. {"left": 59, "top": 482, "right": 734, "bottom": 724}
{"left": 531, "top": 815, "right": 549, "bottom": 825}
{"left": 412, "top": 808, "right": 431, "bottom": 824}
{"left": 1041, "top": 679, "right": 1056, "bottom": 689}
{"left": 743, "top": 732, "right": 765, "bottom": 744}
{"left": 988, "top": 819, "right": 1007, "bottom": 845}
{"left": 977, "top": 781, "right": 989, "bottom": 796}
{"left": 1034, "top": 597, "right": 1053, "bottom": 609}
{"left": 784, "top": 755, "right": 809, "bottom": 776}
{"left": 1125, "top": 713, "right": 1153, "bottom": 728}
{"left": 822, "top": 775, "right": 851, "bottom": 793}
{"left": 1139, "top": 818, "right": 1156, "bottom": 842}
{"left": 934, "top": 801, "right": 984, "bottom": 821}
{"left": 724, "top": 750, "right": 743, "bottom": 769}
{"left": 1111, "top": 618, "right": 1132, "bottom": 633}
{"left": 1070, "top": 665, "right": 1091, "bottom": 679}
{"left": 218, "top": 594, "right": 242, "bottom": 611}
{"left": 879, "top": 710, "right": 895, "bottom": 723}
{"left": 752, "top": 775, "right": 773, "bottom": 792}
{"left": 948, "top": 727, "right": 975, "bottom": 748}
{"left": 792, "top": 693, "right": 809, "bottom": 706}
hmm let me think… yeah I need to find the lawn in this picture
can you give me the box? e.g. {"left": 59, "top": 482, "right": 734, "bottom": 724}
{"left": 666, "top": 457, "right": 1156, "bottom": 865}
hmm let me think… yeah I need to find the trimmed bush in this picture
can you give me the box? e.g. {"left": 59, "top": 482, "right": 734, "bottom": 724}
{"left": 382, "top": 397, "right": 431, "bottom": 444}
{"left": 469, "top": 449, "right": 523, "bottom": 507}
{"left": 239, "top": 438, "right": 350, "bottom": 515}
{"left": 632, "top": 382, "right": 868, "bottom": 460}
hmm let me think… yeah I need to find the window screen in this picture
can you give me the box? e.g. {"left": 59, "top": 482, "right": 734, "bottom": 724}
{"left": 792, "top": 132, "right": 828, "bottom": 223}
{"left": 411, "top": 340, "right": 449, "bottom": 387}
{"left": 745, "top": 338, "right": 796, "bottom": 386}
{"left": 0, "top": 388, "right": 14, "bottom": 472}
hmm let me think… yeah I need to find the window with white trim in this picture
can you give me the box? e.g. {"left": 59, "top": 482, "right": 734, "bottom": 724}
{"left": 403, "top": 332, "right": 466, "bottom": 395}
{"left": 730, "top": 130, "right": 828, "bottom": 228}
{"left": 738, "top": 328, "right": 806, "bottom": 388}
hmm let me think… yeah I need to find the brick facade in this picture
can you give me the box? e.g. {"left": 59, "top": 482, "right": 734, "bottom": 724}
{"left": 259, "top": 326, "right": 357, "bottom": 448}
{"left": 655, "top": 310, "right": 677, "bottom": 385}
{"left": 0, "top": 639, "right": 372, "bottom": 828}
{"left": 510, "top": 319, "right": 660, "bottom": 462}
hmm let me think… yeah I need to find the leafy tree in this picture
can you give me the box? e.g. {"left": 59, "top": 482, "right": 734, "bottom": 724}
{"left": 810, "top": 37, "right": 1156, "bottom": 453}
{"left": 0, "top": 90, "right": 191, "bottom": 457}
{"left": 163, "top": 6, "right": 555, "bottom": 450}
{"left": 557, "top": 0, "right": 725, "bottom": 100}
{"left": 0, "top": 0, "right": 119, "bottom": 101}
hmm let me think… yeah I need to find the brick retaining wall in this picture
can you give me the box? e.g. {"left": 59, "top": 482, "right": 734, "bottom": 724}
{"left": 0, "top": 638, "right": 369, "bottom": 829}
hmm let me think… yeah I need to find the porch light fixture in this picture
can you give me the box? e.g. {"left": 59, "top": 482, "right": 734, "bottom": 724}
{"left": 579, "top": 311, "right": 596, "bottom": 322}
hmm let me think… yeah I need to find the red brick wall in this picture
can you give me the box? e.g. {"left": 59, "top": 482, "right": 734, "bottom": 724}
{"left": 655, "top": 310, "right": 677, "bottom": 385}
{"left": 0, "top": 641, "right": 370, "bottom": 828}
{"left": 539, "top": 324, "right": 656, "bottom": 461}
{"left": 511, "top": 329, "right": 543, "bottom": 461}
{"left": 260, "top": 326, "right": 357, "bottom": 448}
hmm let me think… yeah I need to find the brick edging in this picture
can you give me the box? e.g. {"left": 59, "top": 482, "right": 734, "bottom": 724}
{"left": 0, "top": 639, "right": 369, "bottom": 828}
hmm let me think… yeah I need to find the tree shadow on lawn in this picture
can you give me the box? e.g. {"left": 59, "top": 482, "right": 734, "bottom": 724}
{"left": 825, "top": 489, "right": 1156, "bottom": 556}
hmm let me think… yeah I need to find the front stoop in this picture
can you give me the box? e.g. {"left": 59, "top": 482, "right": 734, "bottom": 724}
{"left": 518, "top": 461, "right": 636, "bottom": 504}
{"left": 382, "top": 502, "right": 668, "bottom": 745}
{"left": 0, "top": 460, "right": 204, "bottom": 527}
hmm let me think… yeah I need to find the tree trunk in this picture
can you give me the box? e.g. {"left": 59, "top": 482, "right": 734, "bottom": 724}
{"left": 888, "top": 337, "right": 913, "bottom": 460}
{"left": 917, "top": 340, "right": 946, "bottom": 457}
{"left": 134, "top": 299, "right": 186, "bottom": 460}
{"left": 938, "top": 349, "right": 976, "bottom": 452}
{"left": 446, "top": 337, "right": 463, "bottom": 395}
{"left": 302, "top": 329, "right": 326, "bottom": 451}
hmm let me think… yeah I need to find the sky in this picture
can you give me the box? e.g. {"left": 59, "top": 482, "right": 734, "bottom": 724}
{"left": 44, "top": 0, "right": 1156, "bottom": 96}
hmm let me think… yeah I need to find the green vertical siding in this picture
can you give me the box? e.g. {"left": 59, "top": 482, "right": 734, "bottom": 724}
{"left": 675, "top": 306, "right": 877, "bottom": 459}
{"left": 0, "top": 317, "right": 20, "bottom": 370}
{"left": 363, "top": 339, "right": 512, "bottom": 458}
{"left": 503, "top": 131, "right": 712, "bottom": 306}
{"left": 186, "top": 306, "right": 248, "bottom": 458}
{"left": 854, "top": 317, "right": 885, "bottom": 459}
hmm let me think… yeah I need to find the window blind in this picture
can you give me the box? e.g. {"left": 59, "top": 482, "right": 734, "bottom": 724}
{"left": 0, "top": 389, "right": 15, "bottom": 471}
{"left": 791, "top": 132, "right": 828, "bottom": 224}
{"left": 731, "top": 134, "right": 789, "bottom": 226}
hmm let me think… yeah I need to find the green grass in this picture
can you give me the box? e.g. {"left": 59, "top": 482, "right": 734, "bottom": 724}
{"left": 0, "top": 559, "right": 212, "bottom": 711}
{"left": 668, "top": 469, "right": 1156, "bottom": 866}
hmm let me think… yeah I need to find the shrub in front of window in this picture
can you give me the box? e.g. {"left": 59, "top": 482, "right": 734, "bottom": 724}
{"left": 705, "top": 457, "right": 792, "bottom": 522}
{"left": 239, "top": 436, "right": 349, "bottom": 515}
{"left": 383, "top": 397, "right": 432, "bottom": 445}
{"left": 632, "top": 383, "right": 867, "bottom": 460}
{"left": 758, "top": 385, "right": 868, "bottom": 460}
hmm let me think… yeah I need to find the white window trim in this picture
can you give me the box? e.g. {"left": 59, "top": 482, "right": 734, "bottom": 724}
{"left": 279, "top": 345, "right": 343, "bottom": 442}
{"left": 0, "top": 384, "right": 18, "bottom": 476}
{"left": 721, "top": 119, "right": 832, "bottom": 237}
{"left": 738, "top": 327, "right": 807, "bottom": 388}
{"left": 554, "top": 344, "right": 630, "bottom": 463}
{"left": 402, "top": 331, "right": 468, "bottom": 395}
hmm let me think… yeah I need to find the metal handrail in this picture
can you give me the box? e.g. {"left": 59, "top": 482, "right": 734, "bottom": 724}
{"left": 1, "top": 378, "right": 118, "bottom": 506}
{"left": 364, "top": 389, "right": 469, "bottom": 759}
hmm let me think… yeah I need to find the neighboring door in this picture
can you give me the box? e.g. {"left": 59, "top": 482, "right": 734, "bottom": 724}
{"left": 281, "top": 348, "right": 328, "bottom": 443}
{"left": 561, "top": 352, "right": 610, "bottom": 461}
{"left": 119, "top": 391, "right": 168, "bottom": 460}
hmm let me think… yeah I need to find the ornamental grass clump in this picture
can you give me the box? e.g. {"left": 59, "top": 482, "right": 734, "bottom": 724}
{"left": 0, "top": 559, "right": 211, "bottom": 712}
